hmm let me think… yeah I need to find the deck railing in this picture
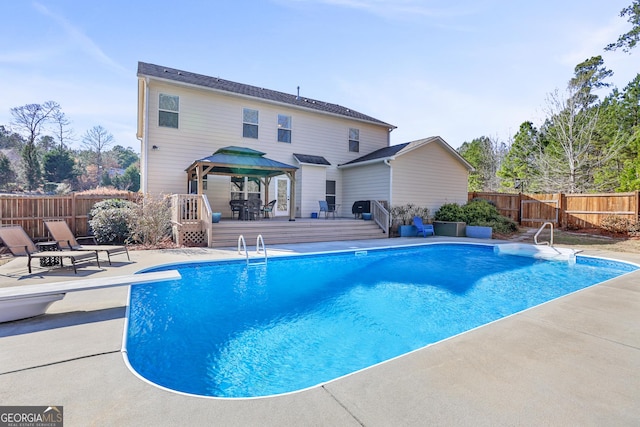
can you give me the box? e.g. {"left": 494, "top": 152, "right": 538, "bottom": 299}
{"left": 170, "top": 194, "right": 212, "bottom": 246}
{"left": 371, "top": 200, "right": 389, "bottom": 235}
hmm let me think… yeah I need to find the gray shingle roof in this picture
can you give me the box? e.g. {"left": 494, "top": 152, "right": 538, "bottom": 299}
{"left": 138, "top": 62, "right": 395, "bottom": 128}
{"left": 340, "top": 142, "right": 409, "bottom": 166}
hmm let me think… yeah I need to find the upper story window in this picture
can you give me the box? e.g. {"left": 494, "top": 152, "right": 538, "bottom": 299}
{"left": 243, "top": 108, "right": 259, "bottom": 139}
{"left": 349, "top": 128, "right": 359, "bottom": 152}
{"left": 277, "top": 114, "right": 292, "bottom": 143}
{"left": 159, "top": 94, "right": 179, "bottom": 128}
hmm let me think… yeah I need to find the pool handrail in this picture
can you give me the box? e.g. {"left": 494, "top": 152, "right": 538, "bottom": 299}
{"left": 256, "top": 234, "right": 267, "bottom": 264}
{"left": 534, "top": 222, "right": 554, "bottom": 246}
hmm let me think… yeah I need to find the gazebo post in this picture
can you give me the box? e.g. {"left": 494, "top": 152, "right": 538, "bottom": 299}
{"left": 262, "top": 177, "right": 271, "bottom": 208}
{"left": 287, "top": 171, "right": 296, "bottom": 221}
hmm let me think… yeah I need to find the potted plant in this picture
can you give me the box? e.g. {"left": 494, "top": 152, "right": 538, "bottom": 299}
{"left": 433, "top": 203, "right": 466, "bottom": 237}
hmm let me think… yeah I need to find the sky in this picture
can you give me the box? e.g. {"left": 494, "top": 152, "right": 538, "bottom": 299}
{"left": 0, "top": 0, "right": 637, "bottom": 152}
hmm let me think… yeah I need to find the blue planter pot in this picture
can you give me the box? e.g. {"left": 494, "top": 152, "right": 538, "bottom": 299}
{"left": 399, "top": 225, "right": 417, "bottom": 237}
{"left": 212, "top": 212, "right": 222, "bottom": 223}
{"left": 466, "top": 225, "right": 492, "bottom": 239}
{"left": 362, "top": 213, "right": 372, "bottom": 220}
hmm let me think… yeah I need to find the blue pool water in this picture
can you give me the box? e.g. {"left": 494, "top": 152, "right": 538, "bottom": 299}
{"left": 124, "top": 243, "right": 637, "bottom": 398}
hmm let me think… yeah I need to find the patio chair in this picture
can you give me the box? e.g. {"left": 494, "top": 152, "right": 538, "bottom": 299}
{"left": 413, "top": 216, "right": 434, "bottom": 237}
{"left": 229, "top": 199, "right": 245, "bottom": 220}
{"left": 0, "top": 225, "right": 99, "bottom": 274}
{"left": 262, "top": 200, "right": 276, "bottom": 219}
{"left": 44, "top": 220, "right": 130, "bottom": 265}
{"left": 319, "top": 200, "right": 336, "bottom": 219}
{"left": 247, "top": 199, "right": 262, "bottom": 220}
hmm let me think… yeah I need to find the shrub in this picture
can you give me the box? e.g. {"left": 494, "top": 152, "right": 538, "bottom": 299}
{"left": 434, "top": 200, "right": 518, "bottom": 235}
{"left": 89, "top": 199, "right": 137, "bottom": 244}
{"left": 130, "top": 194, "right": 172, "bottom": 246}
{"left": 601, "top": 215, "right": 640, "bottom": 235}
{"left": 433, "top": 203, "right": 465, "bottom": 222}
{"left": 390, "top": 204, "right": 430, "bottom": 225}
{"left": 462, "top": 199, "right": 500, "bottom": 224}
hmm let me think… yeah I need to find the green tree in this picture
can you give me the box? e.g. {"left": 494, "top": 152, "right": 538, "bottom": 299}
{"left": 0, "top": 126, "right": 24, "bottom": 150}
{"left": 612, "top": 74, "right": 640, "bottom": 190}
{"left": 0, "top": 152, "right": 17, "bottom": 190}
{"left": 569, "top": 56, "right": 613, "bottom": 110}
{"left": 37, "top": 135, "right": 56, "bottom": 152}
{"left": 10, "top": 101, "right": 60, "bottom": 190}
{"left": 111, "top": 145, "right": 139, "bottom": 169}
{"left": 42, "top": 148, "right": 77, "bottom": 183}
{"left": 606, "top": 0, "right": 640, "bottom": 53}
{"left": 458, "top": 136, "right": 507, "bottom": 192}
{"left": 497, "top": 122, "right": 544, "bottom": 192}
{"left": 112, "top": 163, "right": 140, "bottom": 191}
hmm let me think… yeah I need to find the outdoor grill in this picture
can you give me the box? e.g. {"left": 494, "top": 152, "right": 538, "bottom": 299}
{"left": 351, "top": 200, "right": 370, "bottom": 218}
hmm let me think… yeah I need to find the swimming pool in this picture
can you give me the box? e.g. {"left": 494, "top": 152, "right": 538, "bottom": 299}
{"left": 123, "top": 243, "right": 637, "bottom": 398}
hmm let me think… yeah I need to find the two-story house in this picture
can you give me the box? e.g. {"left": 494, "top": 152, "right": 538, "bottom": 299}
{"left": 136, "top": 62, "right": 472, "bottom": 220}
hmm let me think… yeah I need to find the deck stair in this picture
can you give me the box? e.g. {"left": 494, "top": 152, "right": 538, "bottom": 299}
{"left": 209, "top": 218, "right": 385, "bottom": 248}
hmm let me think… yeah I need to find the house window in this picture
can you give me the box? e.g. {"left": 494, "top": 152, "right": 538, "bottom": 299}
{"left": 159, "top": 94, "right": 179, "bottom": 128}
{"left": 231, "top": 177, "right": 261, "bottom": 200}
{"left": 243, "top": 108, "right": 259, "bottom": 139}
{"left": 277, "top": 114, "right": 292, "bottom": 143}
{"left": 349, "top": 128, "right": 359, "bottom": 152}
{"left": 325, "top": 180, "right": 336, "bottom": 207}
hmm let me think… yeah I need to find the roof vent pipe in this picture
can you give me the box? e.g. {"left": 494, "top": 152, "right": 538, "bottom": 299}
{"left": 296, "top": 86, "right": 300, "bottom": 100}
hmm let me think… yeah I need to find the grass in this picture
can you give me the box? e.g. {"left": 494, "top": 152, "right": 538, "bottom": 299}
{"left": 509, "top": 227, "right": 640, "bottom": 254}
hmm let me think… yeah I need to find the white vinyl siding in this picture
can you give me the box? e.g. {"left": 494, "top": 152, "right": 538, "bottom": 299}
{"left": 341, "top": 162, "right": 391, "bottom": 215}
{"left": 391, "top": 142, "right": 469, "bottom": 214}
{"left": 143, "top": 80, "right": 390, "bottom": 196}
{"left": 295, "top": 164, "right": 327, "bottom": 217}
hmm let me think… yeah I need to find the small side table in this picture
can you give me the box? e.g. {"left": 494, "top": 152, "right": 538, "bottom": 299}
{"left": 37, "top": 241, "right": 61, "bottom": 267}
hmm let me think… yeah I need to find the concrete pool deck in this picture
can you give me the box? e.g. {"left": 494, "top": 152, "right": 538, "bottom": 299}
{"left": 1, "top": 237, "right": 639, "bottom": 426}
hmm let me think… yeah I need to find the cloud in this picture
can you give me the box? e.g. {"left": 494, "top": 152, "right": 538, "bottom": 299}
{"left": 0, "top": 48, "right": 62, "bottom": 64}
{"left": 275, "top": 0, "right": 481, "bottom": 21}
{"left": 32, "top": 2, "right": 128, "bottom": 76}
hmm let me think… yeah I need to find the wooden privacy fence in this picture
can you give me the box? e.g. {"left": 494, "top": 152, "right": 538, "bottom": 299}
{"left": 0, "top": 192, "right": 138, "bottom": 240}
{"left": 469, "top": 191, "right": 640, "bottom": 229}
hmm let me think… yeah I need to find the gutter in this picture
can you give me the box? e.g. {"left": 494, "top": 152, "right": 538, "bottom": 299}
{"left": 338, "top": 156, "right": 396, "bottom": 169}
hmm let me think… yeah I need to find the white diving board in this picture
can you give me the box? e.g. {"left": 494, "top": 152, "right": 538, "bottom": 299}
{"left": 0, "top": 270, "right": 181, "bottom": 323}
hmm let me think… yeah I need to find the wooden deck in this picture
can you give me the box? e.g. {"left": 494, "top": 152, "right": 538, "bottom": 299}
{"left": 209, "top": 216, "right": 387, "bottom": 248}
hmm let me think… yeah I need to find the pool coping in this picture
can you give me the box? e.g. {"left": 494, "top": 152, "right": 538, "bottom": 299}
{"left": 1, "top": 237, "right": 639, "bottom": 426}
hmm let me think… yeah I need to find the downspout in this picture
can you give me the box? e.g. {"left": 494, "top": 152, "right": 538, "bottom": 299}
{"left": 136, "top": 77, "right": 150, "bottom": 194}
{"left": 384, "top": 159, "right": 392, "bottom": 207}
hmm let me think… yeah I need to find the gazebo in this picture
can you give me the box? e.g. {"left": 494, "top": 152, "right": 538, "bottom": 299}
{"left": 184, "top": 146, "right": 299, "bottom": 221}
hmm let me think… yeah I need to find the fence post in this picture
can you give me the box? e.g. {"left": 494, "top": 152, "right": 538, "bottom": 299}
{"left": 71, "top": 193, "right": 77, "bottom": 234}
{"left": 557, "top": 192, "right": 565, "bottom": 228}
{"left": 518, "top": 193, "right": 523, "bottom": 224}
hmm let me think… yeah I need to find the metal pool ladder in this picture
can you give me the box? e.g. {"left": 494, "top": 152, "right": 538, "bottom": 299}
{"left": 534, "top": 222, "right": 554, "bottom": 246}
{"left": 237, "top": 234, "right": 268, "bottom": 265}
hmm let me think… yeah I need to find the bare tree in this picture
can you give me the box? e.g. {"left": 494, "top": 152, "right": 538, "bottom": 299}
{"left": 82, "top": 125, "right": 115, "bottom": 173}
{"left": 10, "top": 101, "right": 60, "bottom": 146}
{"left": 51, "top": 109, "right": 75, "bottom": 150}
{"left": 541, "top": 88, "right": 622, "bottom": 193}
{"left": 10, "top": 101, "right": 60, "bottom": 190}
